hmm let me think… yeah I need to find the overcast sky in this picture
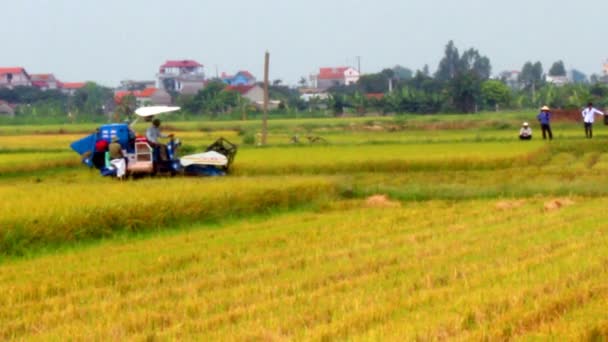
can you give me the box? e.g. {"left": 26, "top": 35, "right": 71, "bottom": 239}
{"left": 4, "top": 0, "right": 608, "bottom": 87}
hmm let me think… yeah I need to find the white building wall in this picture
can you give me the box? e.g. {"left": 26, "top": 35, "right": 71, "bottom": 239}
{"left": 344, "top": 68, "right": 360, "bottom": 85}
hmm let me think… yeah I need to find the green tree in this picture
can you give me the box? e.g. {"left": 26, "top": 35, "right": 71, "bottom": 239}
{"left": 436, "top": 42, "right": 492, "bottom": 113}
{"left": 549, "top": 60, "right": 567, "bottom": 76}
{"left": 115, "top": 93, "right": 137, "bottom": 121}
{"left": 328, "top": 94, "right": 345, "bottom": 116}
{"left": 519, "top": 61, "right": 544, "bottom": 89}
{"left": 565, "top": 84, "right": 591, "bottom": 108}
{"left": 571, "top": 69, "right": 587, "bottom": 83}
{"left": 357, "top": 73, "right": 390, "bottom": 93}
{"left": 185, "top": 81, "right": 237, "bottom": 115}
{"left": 448, "top": 71, "right": 482, "bottom": 113}
{"left": 481, "top": 80, "right": 511, "bottom": 110}
{"left": 351, "top": 91, "right": 368, "bottom": 115}
{"left": 392, "top": 65, "right": 413, "bottom": 80}
{"left": 72, "top": 82, "right": 113, "bottom": 116}
{"left": 435, "top": 40, "right": 460, "bottom": 81}
{"left": 460, "top": 48, "right": 491, "bottom": 80}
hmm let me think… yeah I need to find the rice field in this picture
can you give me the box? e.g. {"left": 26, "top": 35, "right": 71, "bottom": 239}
{"left": 1, "top": 198, "right": 607, "bottom": 340}
{"left": 1, "top": 113, "right": 607, "bottom": 340}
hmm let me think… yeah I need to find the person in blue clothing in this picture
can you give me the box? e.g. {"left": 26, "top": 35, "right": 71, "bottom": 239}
{"left": 537, "top": 105, "right": 553, "bottom": 140}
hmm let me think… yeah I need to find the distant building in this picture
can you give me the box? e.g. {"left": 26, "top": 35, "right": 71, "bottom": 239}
{"left": 545, "top": 75, "right": 569, "bottom": 86}
{"left": 299, "top": 88, "right": 329, "bottom": 102}
{"left": 221, "top": 71, "right": 256, "bottom": 86}
{"left": 499, "top": 70, "right": 521, "bottom": 89}
{"left": 137, "top": 88, "right": 172, "bottom": 106}
{"left": 157, "top": 60, "right": 205, "bottom": 94}
{"left": 226, "top": 84, "right": 264, "bottom": 103}
{"left": 311, "top": 67, "right": 360, "bottom": 90}
{"left": 114, "top": 87, "right": 172, "bottom": 106}
{"left": 0, "top": 67, "right": 31, "bottom": 88}
{"left": 59, "top": 82, "right": 86, "bottom": 95}
{"left": 117, "top": 80, "right": 156, "bottom": 91}
{"left": 603, "top": 59, "right": 608, "bottom": 76}
{"left": 226, "top": 84, "right": 280, "bottom": 110}
{"left": 30, "top": 74, "right": 59, "bottom": 90}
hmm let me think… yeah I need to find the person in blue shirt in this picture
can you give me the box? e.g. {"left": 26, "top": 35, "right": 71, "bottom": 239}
{"left": 537, "top": 105, "right": 553, "bottom": 140}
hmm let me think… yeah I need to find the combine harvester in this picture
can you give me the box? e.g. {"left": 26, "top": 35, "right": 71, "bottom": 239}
{"left": 70, "top": 106, "right": 237, "bottom": 178}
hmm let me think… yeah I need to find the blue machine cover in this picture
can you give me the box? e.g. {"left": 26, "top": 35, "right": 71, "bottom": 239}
{"left": 70, "top": 123, "right": 133, "bottom": 167}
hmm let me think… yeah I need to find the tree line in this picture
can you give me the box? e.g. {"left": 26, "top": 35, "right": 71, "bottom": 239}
{"left": 1, "top": 41, "right": 607, "bottom": 121}
{"left": 325, "top": 41, "right": 607, "bottom": 115}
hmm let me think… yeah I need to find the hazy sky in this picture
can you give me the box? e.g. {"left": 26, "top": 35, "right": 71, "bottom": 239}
{"left": 4, "top": 0, "right": 608, "bottom": 87}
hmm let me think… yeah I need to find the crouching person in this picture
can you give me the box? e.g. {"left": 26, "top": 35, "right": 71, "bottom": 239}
{"left": 108, "top": 136, "right": 127, "bottom": 178}
{"left": 519, "top": 122, "right": 532, "bottom": 140}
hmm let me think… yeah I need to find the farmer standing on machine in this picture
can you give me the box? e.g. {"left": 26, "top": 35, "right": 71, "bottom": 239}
{"left": 581, "top": 102, "right": 605, "bottom": 139}
{"left": 537, "top": 105, "right": 553, "bottom": 140}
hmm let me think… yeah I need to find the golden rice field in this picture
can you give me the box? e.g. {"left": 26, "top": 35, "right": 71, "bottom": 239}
{"left": 1, "top": 113, "right": 608, "bottom": 340}
{"left": 1, "top": 198, "right": 607, "bottom": 340}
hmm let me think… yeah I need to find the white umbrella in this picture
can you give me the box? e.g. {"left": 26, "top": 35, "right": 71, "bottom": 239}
{"left": 180, "top": 151, "right": 228, "bottom": 167}
{"left": 134, "top": 106, "right": 181, "bottom": 117}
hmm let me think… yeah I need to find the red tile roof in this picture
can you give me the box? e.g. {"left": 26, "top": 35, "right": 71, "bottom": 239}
{"left": 114, "top": 91, "right": 132, "bottom": 103}
{"left": 318, "top": 67, "right": 349, "bottom": 80}
{"left": 30, "top": 74, "right": 54, "bottom": 80}
{"left": 225, "top": 85, "right": 255, "bottom": 95}
{"left": 60, "top": 82, "right": 86, "bottom": 89}
{"left": 137, "top": 87, "right": 158, "bottom": 98}
{"left": 0, "top": 67, "right": 26, "bottom": 75}
{"left": 161, "top": 60, "right": 202, "bottom": 69}
{"left": 114, "top": 88, "right": 159, "bottom": 103}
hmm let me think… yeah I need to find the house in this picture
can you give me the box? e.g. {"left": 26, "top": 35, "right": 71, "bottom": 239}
{"left": 180, "top": 82, "right": 207, "bottom": 95}
{"left": 136, "top": 88, "right": 172, "bottom": 106}
{"left": 0, "top": 100, "right": 15, "bottom": 117}
{"left": 499, "top": 70, "right": 521, "bottom": 89}
{"left": 603, "top": 59, "right": 608, "bottom": 76}
{"left": 225, "top": 84, "right": 280, "bottom": 109}
{"left": 157, "top": 60, "right": 205, "bottom": 94}
{"left": 30, "top": 74, "right": 59, "bottom": 90}
{"left": 299, "top": 88, "right": 329, "bottom": 102}
{"left": 311, "top": 67, "right": 360, "bottom": 90}
{"left": 117, "top": 80, "right": 156, "bottom": 91}
{"left": 59, "top": 82, "right": 86, "bottom": 95}
{"left": 114, "top": 87, "right": 172, "bottom": 106}
{"left": 221, "top": 71, "right": 256, "bottom": 86}
{"left": 0, "top": 67, "right": 31, "bottom": 88}
{"left": 546, "top": 75, "right": 569, "bottom": 86}
{"left": 226, "top": 84, "right": 264, "bottom": 103}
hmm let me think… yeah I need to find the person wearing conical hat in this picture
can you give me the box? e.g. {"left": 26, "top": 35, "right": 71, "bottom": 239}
{"left": 519, "top": 122, "right": 532, "bottom": 140}
{"left": 536, "top": 105, "right": 553, "bottom": 140}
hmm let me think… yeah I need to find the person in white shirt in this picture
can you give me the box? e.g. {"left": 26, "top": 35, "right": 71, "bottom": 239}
{"left": 519, "top": 122, "right": 532, "bottom": 140}
{"left": 581, "top": 102, "right": 605, "bottom": 139}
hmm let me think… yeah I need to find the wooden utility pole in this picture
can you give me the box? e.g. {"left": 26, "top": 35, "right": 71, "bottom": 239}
{"left": 262, "top": 51, "right": 269, "bottom": 145}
